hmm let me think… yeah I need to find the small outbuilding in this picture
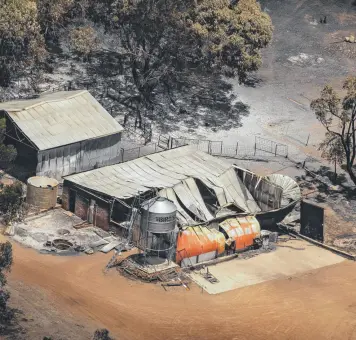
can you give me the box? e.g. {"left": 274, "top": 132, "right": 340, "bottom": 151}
{"left": 0, "top": 90, "right": 124, "bottom": 180}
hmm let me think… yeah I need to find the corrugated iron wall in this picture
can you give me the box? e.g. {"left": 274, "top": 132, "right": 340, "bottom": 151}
{"left": 236, "top": 168, "right": 283, "bottom": 211}
{"left": 36, "top": 132, "right": 122, "bottom": 179}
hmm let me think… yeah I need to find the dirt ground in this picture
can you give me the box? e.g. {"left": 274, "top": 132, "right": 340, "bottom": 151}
{"left": 4, "top": 233, "right": 356, "bottom": 340}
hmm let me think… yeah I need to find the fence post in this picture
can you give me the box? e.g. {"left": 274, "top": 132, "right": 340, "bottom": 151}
{"left": 235, "top": 142, "right": 238, "bottom": 156}
{"left": 306, "top": 134, "right": 310, "bottom": 146}
{"left": 120, "top": 148, "right": 124, "bottom": 162}
{"left": 220, "top": 141, "right": 223, "bottom": 155}
{"left": 208, "top": 141, "right": 212, "bottom": 154}
{"left": 254, "top": 137, "right": 257, "bottom": 156}
{"left": 274, "top": 144, "right": 278, "bottom": 156}
{"left": 138, "top": 146, "right": 141, "bottom": 158}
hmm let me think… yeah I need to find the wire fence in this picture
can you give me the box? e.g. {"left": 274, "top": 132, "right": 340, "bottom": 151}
{"left": 254, "top": 136, "right": 288, "bottom": 157}
{"left": 120, "top": 143, "right": 162, "bottom": 162}
{"left": 160, "top": 135, "right": 289, "bottom": 158}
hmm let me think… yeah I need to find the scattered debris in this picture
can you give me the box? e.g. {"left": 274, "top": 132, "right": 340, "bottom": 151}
{"left": 161, "top": 278, "right": 190, "bottom": 291}
{"left": 11, "top": 209, "right": 122, "bottom": 255}
{"left": 334, "top": 235, "right": 356, "bottom": 251}
{"left": 100, "top": 241, "right": 121, "bottom": 253}
{"left": 57, "top": 228, "right": 70, "bottom": 236}
{"left": 345, "top": 35, "right": 356, "bottom": 43}
{"left": 287, "top": 53, "right": 324, "bottom": 66}
{"left": 84, "top": 247, "right": 94, "bottom": 255}
{"left": 4, "top": 224, "right": 15, "bottom": 236}
{"left": 116, "top": 254, "right": 181, "bottom": 282}
{"left": 201, "top": 268, "right": 219, "bottom": 284}
{"left": 52, "top": 239, "right": 73, "bottom": 250}
{"left": 90, "top": 239, "right": 110, "bottom": 248}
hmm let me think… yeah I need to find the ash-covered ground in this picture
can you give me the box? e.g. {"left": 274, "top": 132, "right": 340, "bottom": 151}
{"left": 170, "top": 0, "right": 356, "bottom": 160}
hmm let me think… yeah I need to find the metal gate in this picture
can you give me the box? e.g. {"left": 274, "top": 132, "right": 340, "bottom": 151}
{"left": 158, "top": 135, "right": 170, "bottom": 149}
{"left": 300, "top": 200, "right": 324, "bottom": 242}
{"left": 255, "top": 136, "right": 288, "bottom": 157}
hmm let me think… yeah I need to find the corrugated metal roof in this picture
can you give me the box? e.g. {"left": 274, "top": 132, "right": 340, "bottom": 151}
{"left": 64, "top": 146, "right": 262, "bottom": 217}
{"left": 1, "top": 90, "right": 124, "bottom": 150}
{"left": 65, "top": 146, "right": 224, "bottom": 199}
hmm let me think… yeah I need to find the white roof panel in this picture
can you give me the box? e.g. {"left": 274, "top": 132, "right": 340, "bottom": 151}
{"left": 1, "top": 90, "right": 124, "bottom": 150}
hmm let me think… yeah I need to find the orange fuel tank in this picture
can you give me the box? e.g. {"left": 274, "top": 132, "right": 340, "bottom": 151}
{"left": 219, "top": 216, "right": 261, "bottom": 250}
{"left": 176, "top": 226, "right": 225, "bottom": 263}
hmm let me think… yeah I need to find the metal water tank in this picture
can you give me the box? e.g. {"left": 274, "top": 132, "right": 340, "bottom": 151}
{"left": 140, "top": 197, "right": 177, "bottom": 233}
{"left": 26, "top": 176, "right": 59, "bottom": 210}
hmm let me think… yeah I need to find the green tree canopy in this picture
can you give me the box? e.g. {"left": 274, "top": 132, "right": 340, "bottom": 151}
{"left": 0, "top": 0, "right": 46, "bottom": 86}
{"left": 311, "top": 77, "right": 356, "bottom": 185}
{"left": 85, "top": 0, "right": 272, "bottom": 126}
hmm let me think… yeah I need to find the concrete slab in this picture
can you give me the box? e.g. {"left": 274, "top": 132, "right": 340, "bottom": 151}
{"left": 189, "top": 239, "right": 344, "bottom": 294}
{"left": 12, "top": 209, "right": 119, "bottom": 254}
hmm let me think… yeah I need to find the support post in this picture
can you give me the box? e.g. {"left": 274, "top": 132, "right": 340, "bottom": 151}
{"left": 235, "top": 142, "right": 238, "bottom": 156}
{"left": 306, "top": 134, "right": 310, "bottom": 146}
{"left": 220, "top": 141, "right": 223, "bottom": 155}
{"left": 275, "top": 144, "right": 278, "bottom": 156}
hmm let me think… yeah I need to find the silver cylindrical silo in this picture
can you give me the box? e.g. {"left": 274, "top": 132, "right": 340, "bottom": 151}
{"left": 26, "top": 176, "right": 59, "bottom": 210}
{"left": 140, "top": 197, "right": 177, "bottom": 233}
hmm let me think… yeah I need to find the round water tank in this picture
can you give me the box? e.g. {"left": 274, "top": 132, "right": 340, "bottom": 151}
{"left": 26, "top": 176, "right": 59, "bottom": 210}
{"left": 141, "top": 197, "right": 177, "bottom": 233}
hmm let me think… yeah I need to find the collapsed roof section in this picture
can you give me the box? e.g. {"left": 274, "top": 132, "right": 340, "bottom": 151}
{"left": 64, "top": 145, "right": 300, "bottom": 226}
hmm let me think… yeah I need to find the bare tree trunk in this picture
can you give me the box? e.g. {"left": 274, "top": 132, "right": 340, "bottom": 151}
{"left": 136, "top": 103, "right": 142, "bottom": 129}
{"left": 346, "top": 164, "right": 356, "bottom": 186}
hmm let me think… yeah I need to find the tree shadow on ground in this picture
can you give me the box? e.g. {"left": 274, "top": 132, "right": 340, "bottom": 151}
{"left": 243, "top": 74, "right": 263, "bottom": 88}
{"left": 76, "top": 54, "right": 251, "bottom": 135}
{"left": 150, "top": 75, "right": 250, "bottom": 134}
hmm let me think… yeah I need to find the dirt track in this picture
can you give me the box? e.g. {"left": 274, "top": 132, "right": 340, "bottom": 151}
{"left": 6, "top": 234, "right": 356, "bottom": 340}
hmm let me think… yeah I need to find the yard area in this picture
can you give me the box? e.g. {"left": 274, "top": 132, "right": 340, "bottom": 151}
{"left": 188, "top": 238, "right": 344, "bottom": 294}
{"left": 3, "top": 233, "right": 356, "bottom": 340}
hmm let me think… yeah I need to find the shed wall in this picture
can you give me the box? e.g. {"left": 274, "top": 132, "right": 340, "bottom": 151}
{"left": 4, "top": 114, "right": 38, "bottom": 177}
{"left": 62, "top": 181, "right": 110, "bottom": 230}
{"left": 36, "top": 132, "right": 122, "bottom": 179}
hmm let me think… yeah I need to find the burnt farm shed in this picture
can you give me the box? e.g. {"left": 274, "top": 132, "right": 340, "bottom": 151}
{"left": 0, "top": 90, "right": 124, "bottom": 180}
{"left": 62, "top": 146, "right": 300, "bottom": 231}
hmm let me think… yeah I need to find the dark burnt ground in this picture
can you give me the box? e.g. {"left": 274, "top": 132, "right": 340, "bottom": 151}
{"left": 259, "top": 0, "right": 356, "bottom": 88}
{"left": 229, "top": 0, "right": 356, "bottom": 152}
